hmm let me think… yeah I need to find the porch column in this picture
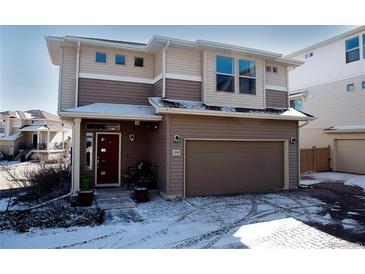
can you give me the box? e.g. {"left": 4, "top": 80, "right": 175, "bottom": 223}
{"left": 37, "top": 131, "right": 40, "bottom": 150}
{"left": 62, "top": 131, "right": 65, "bottom": 149}
{"left": 72, "top": 118, "right": 81, "bottom": 192}
{"left": 47, "top": 131, "right": 50, "bottom": 150}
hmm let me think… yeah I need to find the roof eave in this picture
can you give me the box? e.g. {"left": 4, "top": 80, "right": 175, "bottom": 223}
{"left": 58, "top": 111, "right": 163, "bottom": 121}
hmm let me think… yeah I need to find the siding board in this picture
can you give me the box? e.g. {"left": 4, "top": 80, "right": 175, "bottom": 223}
{"left": 266, "top": 89, "right": 288, "bottom": 108}
{"left": 60, "top": 47, "right": 77, "bottom": 109}
{"left": 265, "top": 61, "right": 287, "bottom": 87}
{"left": 165, "top": 79, "right": 201, "bottom": 101}
{"left": 166, "top": 47, "right": 201, "bottom": 77}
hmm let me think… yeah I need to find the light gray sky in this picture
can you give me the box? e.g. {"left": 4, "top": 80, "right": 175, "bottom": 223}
{"left": 0, "top": 25, "right": 357, "bottom": 114}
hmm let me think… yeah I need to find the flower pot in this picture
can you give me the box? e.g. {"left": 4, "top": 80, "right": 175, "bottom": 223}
{"left": 134, "top": 187, "right": 149, "bottom": 202}
{"left": 78, "top": 190, "right": 94, "bottom": 207}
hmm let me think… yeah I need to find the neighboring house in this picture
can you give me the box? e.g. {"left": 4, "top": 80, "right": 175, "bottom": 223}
{"left": 46, "top": 35, "right": 312, "bottom": 199}
{"left": 286, "top": 26, "right": 365, "bottom": 174}
{"left": 0, "top": 110, "right": 70, "bottom": 160}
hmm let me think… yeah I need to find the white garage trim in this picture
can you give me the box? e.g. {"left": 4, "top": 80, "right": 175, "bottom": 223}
{"left": 183, "top": 138, "right": 290, "bottom": 198}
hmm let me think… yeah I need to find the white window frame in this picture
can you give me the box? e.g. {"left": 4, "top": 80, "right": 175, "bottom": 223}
{"left": 216, "top": 55, "right": 235, "bottom": 92}
{"left": 345, "top": 36, "right": 360, "bottom": 64}
{"left": 95, "top": 52, "right": 107, "bottom": 63}
{"left": 238, "top": 58, "right": 256, "bottom": 95}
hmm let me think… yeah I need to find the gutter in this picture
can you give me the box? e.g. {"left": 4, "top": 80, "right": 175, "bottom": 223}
{"left": 58, "top": 111, "right": 163, "bottom": 121}
{"left": 162, "top": 40, "right": 170, "bottom": 99}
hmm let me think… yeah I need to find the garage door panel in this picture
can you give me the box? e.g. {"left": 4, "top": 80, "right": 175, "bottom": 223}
{"left": 186, "top": 140, "right": 284, "bottom": 196}
{"left": 336, "top": 140, "right": 365, "bottom": 174}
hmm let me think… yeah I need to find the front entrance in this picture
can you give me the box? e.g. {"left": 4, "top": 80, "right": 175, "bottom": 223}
{"left": 32, "top": 134, "right": 38, "bottom": 149}
{"left": 95, "top": 133, "right": 121, "bottom": 186}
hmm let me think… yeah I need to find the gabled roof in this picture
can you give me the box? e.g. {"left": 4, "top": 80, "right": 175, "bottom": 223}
{"left": 0, "top": 110, "right": 60, "bottom": 121}
{"left": 148, "top": 97, "right": 314, "bottom": 121}
{"left": 285, "top": 25, "right": 365, "bottom": 58}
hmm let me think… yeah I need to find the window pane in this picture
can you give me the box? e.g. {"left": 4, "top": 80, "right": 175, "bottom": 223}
{"left": 239, "top": 59, "right": 256, "bottom": 77}
{"left": 347, "top": 84, "right": 354, "bottom": 92}
{"left": 216, "top": 74, "right": 234, "bottom": 92}
{"left": 346, "top": 49, "right": 360, "bottom": 63}
{"left": 294, "top": 99, "right": 303, "bottom": 111}
{"left": 134, "top": 57, "right": 144, "bottom": 67}
{"left": 216, "top": 56, "right": 234, "bottom": 74}
{"left": 239, "top": 78, "right": 256, "bottom": 94}
{"left": 85, "top": 132, "right": 93, "bottom": 170}
{"left": 115, "top": 55, "right": 125, "bottom": 65}
{"left": 96, "top": 52, "right": 106, "bottom": 63}
{"left": 345, "top": 37, "right": 359, "bottom": 51}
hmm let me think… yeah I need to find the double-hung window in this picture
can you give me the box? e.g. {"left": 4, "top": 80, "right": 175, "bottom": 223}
{"left": 216, "top": 56, "right": 234, "bottom": 92}
{"left": 345, "top": 36, "right": 360, "bottom": 63}
{"left": 239, "top": 59, "right": 256, "bottom": 94}
{"left": 290, "top": 98, "right": 303, "bottom": 111}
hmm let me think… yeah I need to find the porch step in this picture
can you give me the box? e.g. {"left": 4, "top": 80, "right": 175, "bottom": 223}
{"left": 96, "top": 197, "right": 136, "bottom": 210}
{"left": 94, "top": 188, "right": 133, "bottom": 199}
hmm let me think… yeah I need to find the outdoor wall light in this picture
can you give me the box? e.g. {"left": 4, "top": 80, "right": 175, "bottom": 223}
{"left": 173, "top": 135, "right": 181, "bottom": 144}
{"left": 290, "top": 137, "right": 296, "bottom": 144}
{"left": 129, "top": 134, "right": 136, "bottom": 142}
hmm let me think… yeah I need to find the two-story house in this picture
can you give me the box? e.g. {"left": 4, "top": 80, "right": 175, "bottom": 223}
{"left": 287, "top": 26, "right": 365, "bottom": 174}
{"left": 46, "top": 35, "right": 312, "bottom": 199}
{"left": 0, "top": 110, "right": 69, "bottom": 160}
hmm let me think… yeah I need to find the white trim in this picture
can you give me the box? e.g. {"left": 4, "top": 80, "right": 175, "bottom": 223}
{"left": 165, "top": 73, "right": 201, "bottom": 82}
{"left": 72, "top": 118, "right": 81, "bottom": 192}
{"left": 57, "top": 47, "right": 64, "bottom": 112}
{"left": 95, "top": 132, "right": 121, "bottom": 187}
{"left": 183, "top": 138, "right": 290, "bottom": 198}
{"left": 78, "top": 72, "right": 201, "bottom": 85}
{"left": 265, "top": 85, "right": 288, "bottom": 92}
{"left": 202, "top": 50, "right": 207, "bottom": 104}
{"left": 162, "top": 40, "right": 170, "bottom": 99}
{"left": 59, "top": 110, "right": 162, "bottom": 121}
{"left": 75, "top": 41, "right": 80, "bottom": 107}
{"left": 79, "top": 72, "right": 155, "bottom": 84}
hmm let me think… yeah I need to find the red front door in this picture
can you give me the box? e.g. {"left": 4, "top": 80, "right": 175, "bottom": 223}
{"left": 96, "top": 134, "right": 120, "bottom": 185}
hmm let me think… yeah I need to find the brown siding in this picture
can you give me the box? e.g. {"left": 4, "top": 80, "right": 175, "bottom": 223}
{"left": 153, "top": 79, "right": 162, "bottom": 97}
{"left": 165, "top": 79, "right": 201, "bottom": 101}
{"left": 166, "top": 115, "right": 298, "bottom": 196}
{"left": 80, "top": 119, "right": 153, "bottom": 188}
{"left": 78, "top": 78, "right": 153, "bottom": 106}
{"left": 266, "top": 89, "right": 288, "bottom": 109}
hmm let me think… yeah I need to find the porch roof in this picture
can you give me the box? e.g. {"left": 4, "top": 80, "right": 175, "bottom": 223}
{"left": 19, "top": 125, "right": 68, "bottom": 132}
{"left": 60, "top": 103, "right": 163, "bottom": 121}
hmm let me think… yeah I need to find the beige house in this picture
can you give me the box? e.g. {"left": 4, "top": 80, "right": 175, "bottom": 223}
{"left": 46, "top": 35, "right": 312, "bottom": 199}
{"left": 287, "top": 26, "right": 365, "bottom": 174}
{"left": 0, "top": 110, "right": 70, "bottom": 161}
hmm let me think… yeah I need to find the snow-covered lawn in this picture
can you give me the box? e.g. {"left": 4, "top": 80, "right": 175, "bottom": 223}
{"left": 300, "top": 172, "right": 365, "bottom": 191}
{"left": 0, "top": 191, "right": 363, "bottom": 249}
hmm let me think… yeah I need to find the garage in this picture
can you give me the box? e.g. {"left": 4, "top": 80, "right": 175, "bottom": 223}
{"left": 185, "top": 140, "right": 287, "bottom": 197}
{"left": 335, "top": 139, "right": 365, "bottom": 174}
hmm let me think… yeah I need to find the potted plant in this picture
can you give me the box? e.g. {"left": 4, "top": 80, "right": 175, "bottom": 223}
{"left": 78, "top": 175, "right": 94, "bottom": 207}
{"left": 133, "top": 161, "right": 153, "bottom": 202}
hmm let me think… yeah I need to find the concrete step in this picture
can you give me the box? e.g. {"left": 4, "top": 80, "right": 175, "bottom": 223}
{"left": 96, "top": 197, "right": 136, "bottom": 210}
{"left": 94, "top": 189, "right": 132, "bottom": 200}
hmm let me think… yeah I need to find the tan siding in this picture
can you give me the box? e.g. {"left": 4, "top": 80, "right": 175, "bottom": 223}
{"left": 165, "top": 79, "right": 201, "bottom": 101}
{"left": 166, "top": 115, "right": 298, "bottom": 196}
{"left": 266, "top": 89, "right": 288, "bottom": 108}
{"left": 166, "top": 47, "right": 201, "bottom": 77}
{"left": 205, "top": 50, "right": 265, "bottom": 109}
{"left": 154, "top": 49, "right": 163, "bottom": 77}
{"left": 78, "top": 78, "right": 153, "bottom": 106}
{"left": 60, "top": 47, "right": 77, "bottom": 109}
{"left": 79, "top": 45, "right": 154, "bottom": 79}
{"left": 265, "top": 61, "right": 287, "bottom": 87}
{"left": 153, "top": 79, "right": 162, "bottom": 97}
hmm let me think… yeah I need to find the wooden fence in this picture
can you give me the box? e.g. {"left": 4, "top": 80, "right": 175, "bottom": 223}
{"left": 300, "top": 146, "right": 331, "bottom": 173}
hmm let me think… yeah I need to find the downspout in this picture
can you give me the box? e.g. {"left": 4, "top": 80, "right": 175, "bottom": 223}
{"left": 74, "top": 41, "right": 80, "bottom": 107}
{"left": 162, "top": 40, "right": 170, "bottom": 99}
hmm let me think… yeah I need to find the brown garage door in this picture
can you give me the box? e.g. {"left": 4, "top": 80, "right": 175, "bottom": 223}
{"left": 185, "top": 140, "right": 285, "bottom": 196}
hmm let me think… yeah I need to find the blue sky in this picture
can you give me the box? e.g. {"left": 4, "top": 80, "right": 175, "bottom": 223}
{"left": 0, "top": 25, "right": 357, "bottom": 114}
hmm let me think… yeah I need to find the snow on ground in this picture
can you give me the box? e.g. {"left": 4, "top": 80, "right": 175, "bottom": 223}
{"left": 0, "top": 191, "right": 362, "bottom": 249}
{"left": 300, "top": 172, "right": 365, "bottom": 190}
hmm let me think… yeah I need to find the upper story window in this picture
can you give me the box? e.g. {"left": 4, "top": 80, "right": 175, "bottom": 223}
{"left": 115, "top": 55, "right": 126, "bottom": 65}
{"left": 239, "top": 59, "right": 256, "bottom": 94}
{"left": 347, "top": 83, "right": 355, "bottom": 92}
{"left": 290, "top": 98, "right": 303, "bottom": 111}
{"left": 305, "top": 52, "right": 313, "bottom": 58}
{"left": 216, "top": 56, "right": 234, "bottom": 92}
{"left": 266, "top": 66, "right": 271, "bottom": 72}
{"left": 134, "top": 57, "right": 144, "bottom": 67}
{"left": 272, "top": 67, "right": 278, "bottom": 73}
{"left": 362, "top": 81, "right": 365, "bottom": 89}
{"left": 345, "top": 36, "right": 360, "bottom": 63}
{"left": 96, "top": 52, "right": 107, "bottom": 63}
